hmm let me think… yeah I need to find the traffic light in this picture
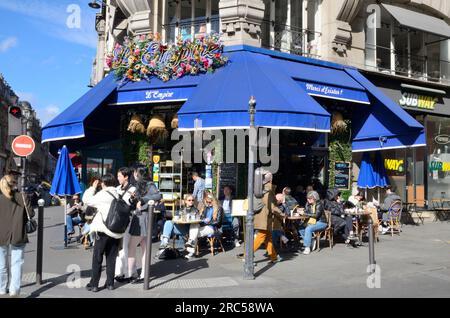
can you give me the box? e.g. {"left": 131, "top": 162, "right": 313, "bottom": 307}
{"left": 9, "top": 106, "right": 22, "bottom": 118}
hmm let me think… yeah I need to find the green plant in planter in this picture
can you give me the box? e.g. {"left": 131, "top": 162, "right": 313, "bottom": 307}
{"left": 328, "top": 119, "right": 352, "bottom": 189}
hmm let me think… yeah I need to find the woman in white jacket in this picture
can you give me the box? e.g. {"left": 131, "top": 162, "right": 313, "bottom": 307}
{"left": 82, "top": 173, "right": 124, "bottom": 292}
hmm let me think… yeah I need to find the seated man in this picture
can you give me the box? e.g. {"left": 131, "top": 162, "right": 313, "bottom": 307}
{"left": 185, "top": 194, "right": 223, "bottom": 259}
{"left": 282, "top": 187, "right": 299, "bottom": 211}
{"left": 158, "top": 195, "right": 198, "bottom": 251}
{"left": 324, "top": 189, "right": 356, "bottom": 246}
{"left": 219, "top": 186, "right": 241, "bottom": 247}
{"left": 376, "top": 185, "right": 401, "bottom": 233}
{"left": 66, "top": 194, "right": 85, "bottom": 239}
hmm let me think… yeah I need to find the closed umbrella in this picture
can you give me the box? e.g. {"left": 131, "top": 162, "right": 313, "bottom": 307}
{"left": 357, "top": 151, "right": 390, "bottom": 201}
{"left": 50, "top": 145, "right": 81, "bottom": 248}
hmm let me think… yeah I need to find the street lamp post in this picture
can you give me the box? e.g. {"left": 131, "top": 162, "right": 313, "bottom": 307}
{"left": 20, "top": 102, "right": 32, "bottom": 192}
{"left": 244, "top": 96, "right": 256, "bottom": 280}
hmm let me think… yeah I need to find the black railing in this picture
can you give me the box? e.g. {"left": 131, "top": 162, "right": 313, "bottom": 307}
{"left": 261, "top": 20, "right": 321, "bottom": 58}
{"left": 366, "top": 43, "right": 450, "bottom": 84}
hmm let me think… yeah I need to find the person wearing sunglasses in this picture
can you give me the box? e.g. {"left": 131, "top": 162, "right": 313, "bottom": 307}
{"left": 0, "top": 174, "right": 34, "bottom": 297}
{"left": 185, "top": 194, "right": 224, "bottom": 259}
{"left": 157, "top": 194, "right": 199, "bottom": 252}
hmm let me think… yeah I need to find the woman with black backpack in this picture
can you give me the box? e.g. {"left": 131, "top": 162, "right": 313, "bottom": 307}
{"left": 126, "top": 167, "right": 162, "bottom": 284}
{"left": 83, "top": 174, "right": 124, "bottom": 292}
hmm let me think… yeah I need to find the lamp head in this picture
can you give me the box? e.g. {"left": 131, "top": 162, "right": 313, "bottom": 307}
{"left": 88, "top": 0, "right": 101, "bottom": 9}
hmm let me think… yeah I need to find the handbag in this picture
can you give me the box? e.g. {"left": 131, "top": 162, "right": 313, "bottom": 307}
{"left": 22, "top": 193, "right": 37, "bottom": 234}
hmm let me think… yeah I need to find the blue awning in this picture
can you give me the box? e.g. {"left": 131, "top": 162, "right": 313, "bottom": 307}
{"left": 178, "top": 50, "right": 331, "bottom": 132}
{"left": 345, "top": 69, "right": 426, "bottom": 152}
{"left": 42, "top": 74, "right": 117, "bottom": 143}
{"left": 276, "top": 58, "right": 370, "bottom": 104}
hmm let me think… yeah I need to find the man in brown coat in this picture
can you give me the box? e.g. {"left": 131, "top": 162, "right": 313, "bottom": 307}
{"left": 253, "top": 172, "right": 285, "bottom": 263}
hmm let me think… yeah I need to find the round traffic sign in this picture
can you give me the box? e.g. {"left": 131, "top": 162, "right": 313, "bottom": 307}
{"left": 12, "top": 135, "right": 36, "bottom": 157}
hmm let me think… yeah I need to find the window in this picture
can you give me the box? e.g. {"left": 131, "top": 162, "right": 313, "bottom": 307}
{"left": 426, "top": 116, "right": 450, "bottom": 200}
{"left": 261, "top": 0, "right": 313, "bottom": 56}
{"left": 365, "top": 6, "right": 450, "bottom": 84}
{"left": 165, "top": 0, "right": 220, "bottom": 43}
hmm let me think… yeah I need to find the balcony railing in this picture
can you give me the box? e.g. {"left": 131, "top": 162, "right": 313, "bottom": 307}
{"left": 366, "top": 43, "right": 450, "bottom": 85}
{"left": 164, "top": 17, "right": 220, "bottom": 44}
{"left": 261, "top": 20, "right": 321, "bottom": 58}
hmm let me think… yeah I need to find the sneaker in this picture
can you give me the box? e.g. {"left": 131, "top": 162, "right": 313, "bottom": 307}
{"left": 381, "top": 227, "right": 389, "bottom": 234}
{"left": 186, "top": 246, "right": 195, "bottom": 254}
{"left": 185, "top": 240, "right": 195, "bottom": 248}
{"left": 159, "top": 242, "right": 168, "bottom": 250}
{"left": 302, "top": 247, "right": 311, "bottom": 255}
{"left": 9, "top": 292, "right": 19, "bottom": 298}
{"left": 281, "top": 236, "right": 289, "bottom": 245}
{"left": 185, "top": 252, "right": 195, "bottom": 259}
{"left": 234, "top": 240, "right": 241, "bottom": 247}
{"left": 0, "top": 290, "right": 7, "bottom": 296}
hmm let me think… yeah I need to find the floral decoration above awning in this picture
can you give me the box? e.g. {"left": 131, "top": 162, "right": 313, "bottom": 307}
{"left": 107, "top": 33, "right": 228, "bottom": 83}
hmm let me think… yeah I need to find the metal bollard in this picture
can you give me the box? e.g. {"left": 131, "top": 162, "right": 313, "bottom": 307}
{"left": 143, "top": 200, "right": 155, "bottom": 291}
{"left": 36, "top": 199, "right": 45, "bottom": 285}
{"left": 367, "top": 217, "right": 376, "bottom": 274}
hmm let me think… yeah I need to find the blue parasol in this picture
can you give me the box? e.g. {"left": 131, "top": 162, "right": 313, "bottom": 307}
{"left": 50, "top": 145, "right": 81, "bottom": 247}
{"left": 357, "top": 151, "right": 390, "bottom": 201}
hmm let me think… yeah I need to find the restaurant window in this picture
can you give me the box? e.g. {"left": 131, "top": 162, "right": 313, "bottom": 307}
{"left": 382, "top": 149, "right": 406, "bottom": 203}
{"left": 165, "top": 0, "right": 219, "bottom": 43}
{"left": 426, "top": 116, "right": 450, "bottom": 200}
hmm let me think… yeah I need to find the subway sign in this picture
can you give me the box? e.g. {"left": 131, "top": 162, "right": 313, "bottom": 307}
{"left": 399, "top": 92, "right": 438, "bottom": 110}
{"left": 429, "top": 161, "right": 450, "bottom": 172}
{"left": 385, "top": 159, "right": 404, "bottom": 172}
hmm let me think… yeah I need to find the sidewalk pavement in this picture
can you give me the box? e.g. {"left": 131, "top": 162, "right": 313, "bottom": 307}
{"left": 2, "top": 206, "right": 450, "bottom": 298}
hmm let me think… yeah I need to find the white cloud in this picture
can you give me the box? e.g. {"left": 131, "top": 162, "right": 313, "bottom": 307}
{"left": 36, "top": 104, "right": 61, "bottom": 126}
{"left": 16, "top": 91, "right": 37, "bottom": 105}
{"left": 0, "top": 37, "right": 18, "bottom": 52}
{"left": 0, "top": 0, "right": 97, "bottom": 49}
{"left": 45, "top": 105, "right": 60, "bottom": 115}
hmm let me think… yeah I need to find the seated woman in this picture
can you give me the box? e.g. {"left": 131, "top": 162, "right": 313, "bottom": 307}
{"left": 185, "top": 194, "right": 223, "bottom": 259}
{"left": 298, "top": 191, "right": 328, "bottom": 254}
{"left": 324, "top": 189, "right": 356, "bottom": 246}
{"left": 66, "top": 194, "right": 85, "bottom": 238}
{"left": 158, "top": 194, "right": 199, "bottom": 251}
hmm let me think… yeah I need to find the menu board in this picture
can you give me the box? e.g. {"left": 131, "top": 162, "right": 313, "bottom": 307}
{"left": 218, "top": 163, "right": 238, "bottom": 197}
{"left": 334, "top": 161, "right": 351, "bottom": 190}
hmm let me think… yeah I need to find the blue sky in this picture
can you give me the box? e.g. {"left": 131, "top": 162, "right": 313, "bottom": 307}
{"left": 0, "top": 0, "right": 100, "bottom": 125}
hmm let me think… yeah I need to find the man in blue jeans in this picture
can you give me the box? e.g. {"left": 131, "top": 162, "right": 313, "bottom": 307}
{"left": 65, "top": 194, "right": 85, "bottom": 238}
{"left": 298, "top": 191, "right": 328, "bottom": 255}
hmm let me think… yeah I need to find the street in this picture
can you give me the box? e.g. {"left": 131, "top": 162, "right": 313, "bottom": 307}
{"left": 5, "top": 206, "right": 450, "bottom": 298}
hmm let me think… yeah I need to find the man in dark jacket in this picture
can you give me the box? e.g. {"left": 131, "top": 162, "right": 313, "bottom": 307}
{"left": 378, "top": 185, "right": 402, "bottom": 232}
{"left": 324, "top": 189, "right": 356, "bottom": 245}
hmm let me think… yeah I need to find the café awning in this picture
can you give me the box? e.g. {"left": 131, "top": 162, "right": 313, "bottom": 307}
{"left": 177, "top": 49, "right": 331, "bottom": 132}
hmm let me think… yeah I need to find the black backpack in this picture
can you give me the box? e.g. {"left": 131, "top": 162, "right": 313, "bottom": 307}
{"left": 104, "top": 190, "right": 132, "bottom": 234}
{"left": 158, "top": 247, "right": 180, "bottom": 260}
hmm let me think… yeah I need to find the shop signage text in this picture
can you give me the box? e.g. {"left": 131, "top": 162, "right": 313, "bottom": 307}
{"left": 399, "top": 92, "right": 438, "bottom": 110}
{"left": 109, "top": 33, "right": 228, "bottom": 83}
{"left": 384, "top": 159, "right": 404, "bottom": 172}
{"left": 429, "top": 161, "right": 450, "bottom": 172}
{"left": 435, "top": 135, "right": 450, "bottom": 145}
{"left": 109, "top": 87, "right": 194, "bottom": 105}
{"left": 297, "top": 81, "right": 370, "bottom": 104}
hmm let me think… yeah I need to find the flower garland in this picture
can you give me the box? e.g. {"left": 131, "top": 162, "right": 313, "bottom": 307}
{"left": 108, "top": 33, "right": 228, "bottom": 83}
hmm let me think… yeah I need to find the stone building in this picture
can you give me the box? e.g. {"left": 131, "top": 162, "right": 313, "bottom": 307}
{"left": 58, "top": 0, "right": 450, "bottom": 204}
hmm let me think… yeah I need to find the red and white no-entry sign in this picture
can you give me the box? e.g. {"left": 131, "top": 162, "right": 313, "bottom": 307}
{"left": 12, "top": 135, "right": 36, "bottom": 157}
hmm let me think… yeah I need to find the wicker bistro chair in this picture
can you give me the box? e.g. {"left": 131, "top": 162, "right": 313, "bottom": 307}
{"left": 195, "top": 229, "right": 225, "bottom": 256}
{"left": 358, "top": 207, "right": 379, "bottom": 243}
{"left": 387, "top": 200, "right": 403, "bottom": 237}
{"left": 314, "top": 210, "right": 334, "bottom": 250}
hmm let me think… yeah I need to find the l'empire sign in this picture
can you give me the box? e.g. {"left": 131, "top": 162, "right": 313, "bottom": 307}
{"left": 399, "top": 92, "right": 438, "bottom": 110}
{"left": 109, "top": 33, "right": 228, "bottom": 83}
